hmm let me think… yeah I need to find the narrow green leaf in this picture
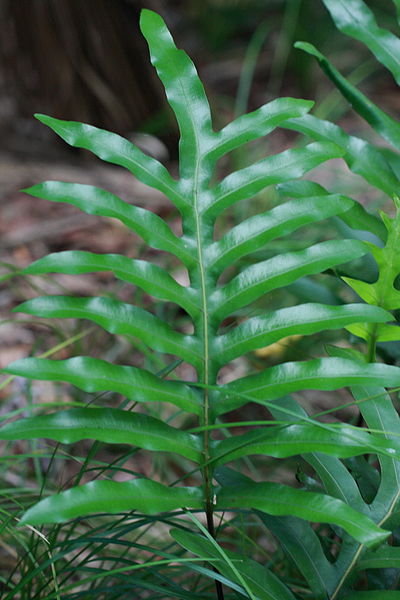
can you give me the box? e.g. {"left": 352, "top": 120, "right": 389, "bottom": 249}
{"left": 307, "top": 453, "right": 367, "bottom": 509}
{"left": 211, "top": 422, "right": 400, "bottom": 466}
{"left": 171, "top": 528, "right": 296, "bottom": 600}
{"left": 13, "top": 296, "right": 202, "bottom": 368}
{"left": 278, "top": 180, "right": 386, "bottom": 242}
{"left": 322, "top": 0, "right": 400, "bottom": 85}
{"left": 211, "top": 303, "right": 392, "bottom": 364}
{"left": 216, "top": 357, "right": 400, "bottom": 415}
{"left": 268, "top": 395, "right": 367, "bottom": 510}
{"left": 295, "top": 41, "right": 400, "bottom": 150}
{"left": 326, "top": 347, "right": 400, "bottom": 513}
{"left": 358, "top": 545, "right": 400, "bottom": 569}
{"left": 211, "top": 239, "right": 367, "bottom": 322}
{"left": 347, "top": 322, "right": 400, "bottom": 342}
{"left": 206, "top": 194, "right": 354, "bottom": 274}
{"left": 256, "top": 513, "right": 336, "bottom": 598}
{"left": 24, "top": 251, "right": 199, "bottom": 319}
{"left": 203, "top": 142, "right": 344, "bottom": 217}
{"left": 217, "top": 482, "right": 390, "bottom": 547}
{"left": 352, "top": 386, "right": 400, "bottom": 516}
{"left": 0, "top": 408, "right": 202, "bottom": 462}
{"left": 23, "top": 181, "right": 195, "bottom": 266}
{"left": 20, "top": 478, "right": 204, "bottom": 525}
{"left": 2, "top": 357, "right": 202, "bottom": 414}
{"left": 183, "top": 512, "right": 260, "bottom": 600}
{"left": 34, "top": 115, "right": 187, "bottom": 212}
{"left": 209, "top": 97, "right": 313, "bottom": 160}
{"left": 140, "top": 9, "right": 214, "bottom": 181}
{"left": 284, "top": 115, "right": 399, "bottom": 196}
{"left": 342, "top": 276, "right": 379, "bottom": 306}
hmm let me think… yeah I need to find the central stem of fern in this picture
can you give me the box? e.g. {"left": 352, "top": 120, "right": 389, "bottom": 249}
{"left": 193, "top": 214, "right": 216, "bottom": 520}
{"left": 192, "top": 200, "right": 223, "bottom": 598}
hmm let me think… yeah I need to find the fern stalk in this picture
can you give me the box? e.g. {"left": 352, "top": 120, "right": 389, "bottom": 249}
{"left": 193, "top": 189, "right": 223, "bottom": 598}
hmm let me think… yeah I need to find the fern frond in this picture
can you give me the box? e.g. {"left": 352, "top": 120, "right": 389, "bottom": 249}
{"left": 3, "top": 8, "right": 399, "bottom": 570}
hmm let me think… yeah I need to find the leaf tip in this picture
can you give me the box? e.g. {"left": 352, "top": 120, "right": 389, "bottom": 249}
{"left": 18, "top": 509, "right": 43, "bottom": 528}
{"left": 294, "top": 41, "right": 323, "bottom": 61}
{"left": 140, "top": 8, "right": 164, "bottom": 36}
{"left": 34, "top": 113, "right": 52, "bottom": 126}
{"left": 11, "top": 301, "right": 29, "bottom": 314}
{"left": 365, "top": 528, "right": 391, "bottom": 550}
{"left": 20, "top": 184, "right": 38, "bottom": 196}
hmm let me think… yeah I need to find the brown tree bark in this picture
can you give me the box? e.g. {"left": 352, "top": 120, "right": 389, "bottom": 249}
{"left": 0, "top": 0, "right": 169, "bottom": 149}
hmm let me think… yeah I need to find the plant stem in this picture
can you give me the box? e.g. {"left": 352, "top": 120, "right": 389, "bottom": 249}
{"left": 205, "top": 497, "right": 225, "bottom": 600}
{"left": 367, "top": 331, "right": 377, "bottom": 363}
{"left": 200, "top": 364, "right": 223, "bottom": 598}
{"left": 193, "top": 197, "right": 225, "bottom": 598}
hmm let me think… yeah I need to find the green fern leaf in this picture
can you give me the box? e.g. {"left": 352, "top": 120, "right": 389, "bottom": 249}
{"left": 3, "top": 356, "right": 202, "bottom": 414}
{"left": 24, "top": 250, "right": 199, "bottom": 318}
{"left": 19, "top": 478, "right": 204, "bottom": 525}
{"left": 3, "top": 8, "right": 397, "bottom": 558}
{"left": 24, "top": 181, "right": 195, "bottom": 265}
{"left": 216, "top": 482, "right": 389, "bottom": 547}
{"left": 322, "top": 0, "right": 400, "bottom": 85}
{"left": 0, "top": 407, "right": 202, "bottom": 462}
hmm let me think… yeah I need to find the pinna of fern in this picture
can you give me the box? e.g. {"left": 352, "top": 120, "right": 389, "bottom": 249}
{"left": 2, "top": 8, "right": 400, "bottom": 599}
{"left": 268, "top": 2, "right": 400, "bottom": 595}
